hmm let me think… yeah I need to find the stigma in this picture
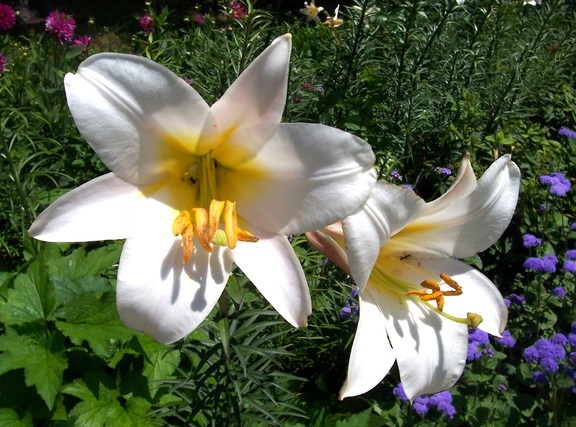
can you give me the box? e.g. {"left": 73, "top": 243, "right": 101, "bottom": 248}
{"left": 172, "top": 199, "right": 258, "bottom": 264}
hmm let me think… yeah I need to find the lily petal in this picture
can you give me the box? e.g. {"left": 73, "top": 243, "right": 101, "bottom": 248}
{"left": 65, "top": 53, "right": 218, "bottom": 184}
{"left": 28, "top": 173, "right": 194, "bottom": 242}
{"left": 305, "top": 229, "right": 351, "bottom": 275}
{"left": 424, "top": 153, "right": 477, "bottom": 215}
{"left": 233, "top": 228, "right": 311, "bottom": 327}
{"left": 29, "top": 174, "right": 152, "bottom": 241}
{"left": 369, "top": 286, "right": 468, "bottom": 400}
{"left": 211, "top": 34, "right": 291, "bottom": 167}
{"left": 397, "top": 155, "right": 520, "bottom": 258}
{"left": 419, "top": 257, "right": 508, "bottom": 336}
{"left": 339, "top": 293, "right": 396, "bottom": 399}
{"left": 343, "top": 182, "right": 425, "bottom": 290}
{"left": 217, "top": 123, "right": 376, "bottom": 234}
{"left": 117, "top": 232, "right": 234, "bottom": 344}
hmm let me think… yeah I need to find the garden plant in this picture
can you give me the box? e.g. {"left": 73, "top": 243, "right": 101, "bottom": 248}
{"left": 0, "top": 0, "right": 575, "bottom": 426}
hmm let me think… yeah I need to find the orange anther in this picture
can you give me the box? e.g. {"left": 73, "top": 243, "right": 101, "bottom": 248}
{"left": 193, "top": 207, "right": 212, "bottom": 252}
{"left": 208, "top": 199, "right": 225, "bottom": 242}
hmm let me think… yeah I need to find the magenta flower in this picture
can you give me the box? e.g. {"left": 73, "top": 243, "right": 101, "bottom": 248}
{"left": 45, "top": 10, "right": 76, "bottom": 45}
{"left": 0, "top": 3, "right": 16, "bottom": 32}
{"left": 139, "top": 14, "right": 154, "bottom": 34}
{"left": 229, "top": 1, "right": 247, "bottom": 19}
{"left": 73, "top": 35, "right": 91, "bottom": 53}
{"left": 0, "top": 52, "right": 6, "bottom": 74}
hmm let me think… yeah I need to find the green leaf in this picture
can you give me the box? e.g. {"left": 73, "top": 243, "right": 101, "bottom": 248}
{"left": 0, "top": 260, "right": 55, "bottom": 325}
{"left": 334, "top": 408, "right": 373, "bottom": 427}
{"left": 0, "top": 325, "right": 67, "bottom": 410}
{"left": 0, "top": 408, "right": 33, "bottom": 427}
{"left": 132, "top": 335, "right": 181, "bottom": 398}
{"left": 55, "top": 291, "right": 136, "bottom": 358}
{"left": 63, "top": 376, "right": 153, "bottom": 427}
{"left": 47, "top": 245, "right": 122, "bottom": 280}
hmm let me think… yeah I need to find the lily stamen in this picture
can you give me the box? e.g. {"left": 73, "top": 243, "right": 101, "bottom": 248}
{"left": 405, "top": 273, "right": 463, "bottom": 311}
{"left": 172, "top": 199, "right": 259, "bottom": 263}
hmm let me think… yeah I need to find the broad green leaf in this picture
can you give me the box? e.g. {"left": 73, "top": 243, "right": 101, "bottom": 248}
{"left": 0, "top": 326, "right": 67, "bottom": 410}
{"left": 334, "top": 408, "right": 373, "bottom": 427}
{"left": 0, "top": 260, "right": 55, "bottom": 325}
{"left": 51, "top": 274, "right": 113, "bottom": 305}
{"left": 55, "top": 291, "right": 136, "bottom": 358}
{"left": 47, "top": 245, "right": 122, "bottom": 280}
{"left": 0, "top": 408, "right": 33, "bottom": 427}
{"left": 132, "top": 335, "right": 181, "bottom": 398}
{"left": 63, "top": 376, "right": 153, "bottom": 427}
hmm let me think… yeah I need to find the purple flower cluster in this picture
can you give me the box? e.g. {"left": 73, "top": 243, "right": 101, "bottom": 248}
{"left": 564, "top": 250, "right": 576, "bottom": 274}
{"left": 504, "top": 293, "right": 525, "bottom": 308}
{"left": 494, "top": 330, "right": 517, "bottom": 348}
{"left": 0, "top": 3, "right": 16, "bottom": 32}
{"left": 467, "top": 328, "right": 492, "bottom": 361}
{"left": 393, "top": 383, "right": 457, "bottom": 420}
{"left": 523, "top": 254, "right": 558, "bottom": 273}
{"left": 539, "top": 172, "right": 571, "bottom": 197}
{"left": 559, "top": 127, "right": 576, "bottom": 139}
{"left": 435, "top": 167, "right": 452, "bottom": 175}
{"left": 45, "top": 10, "right": 76, "bottom": 45}
{"left": 523, "top": 324, "right": 576, "bottom": 392}
{"left": 139, "top": 14, "right": 154, "bottom": 34}
{"left": 338, "top": 288, "right": 359, "bottom": 321}
{"left": 522, "top": 233, "right": 542, "bottom": 248}
{"left": 390, "top": 170, "right": 402, "bottom": 181}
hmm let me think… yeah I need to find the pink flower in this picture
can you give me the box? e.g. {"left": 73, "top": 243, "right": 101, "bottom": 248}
{"left": 0, "top": 52, "right": 6, "bottom": 74}
{"left": 194, "top": 14, "right": 204, "bottom": 25}
{"left": 139, "top": 14, "right": 154, "bottom": 34}
{"left": 73, "top": 35, "right": 91, "bottom": 53}
{"left": 0, "top": 3, "right": 16, "bottom": 32}
{"left": 229, "top": 1, "right": 247, "bottom": 19}
{"left": 45, "top": 10, "right": 76, "bottom": 45}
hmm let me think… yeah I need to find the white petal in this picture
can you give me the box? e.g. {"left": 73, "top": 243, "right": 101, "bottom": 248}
{"left": 396, "top": 155, "right": 520, "bottom": 258}
{"left": 117, "top": 233, "right": 234, "bottom": 344}
{"left": 211, "top": 34, "right": 291, "bottom": 167}
{"left": 343, "top": 183, "right": 425, "bottom": 290}
{"left": 419, "top": 258, "right": 508, "bottom": 336}
{"left": 233, "top": 229, "right": 311, "bottom": 327}
{"left": 424, "top": 153, "right": 477, "bottom": 215}
{"left": 65, "top": 53, "right": 217, "bottom": 184}
{"left": 368, "top": 286, "right": 468, "bottom": 400}
{"left": 216, "top": 123, "right": 376, "bottom": 234}
{"left": 28, "top": 173, "right": 194, "bottom": 242}
{"left": 339, "top": 293, "right": 395, "bottom": 399}
{"left": 29, "top": 174, "right": 147, "bottom": 241}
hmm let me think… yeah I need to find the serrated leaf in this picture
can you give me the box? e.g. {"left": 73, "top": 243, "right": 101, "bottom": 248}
{"left": 51, "top": 274, "right": 113, "bottom": 305}
{"left": 334, "top": 408, "right": 373, "bottom": 427}
{"left": 0, "top": 260, "right": 55, "bottom": 325}
{"left": 55, "top": 291, "right": 136, "bottom": 358}
{"left": 63, "top": 376, "right": 152, "bottom": 427}
{"left": 0, "top": 408, "right": 33, "bottom": 427}
{"left": 48, "top": 245, "right": 121, "bottom": 280}
{"left": 0, "top": 326, "right": 67, "bottom": 410}
{"left": 133, "top": 335, "right": 181, "bottom": 397}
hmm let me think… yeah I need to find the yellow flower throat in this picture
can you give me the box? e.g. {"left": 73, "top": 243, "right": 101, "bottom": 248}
{"left": 172, "top": 154, "right": 258, "bottom": 264}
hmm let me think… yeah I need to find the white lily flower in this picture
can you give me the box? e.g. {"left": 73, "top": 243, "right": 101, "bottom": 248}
{"left": 307, "top": 155, "right": 520, "bottom": 400}
{"left": 300, "top": 1, "right": 324, "bottom": 22}
{"left": 29, "top": 34, "right": 376, "bottom": 344}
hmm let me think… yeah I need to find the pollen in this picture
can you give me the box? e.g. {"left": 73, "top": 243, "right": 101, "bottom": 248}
{"left": 172, "top": 199, "right": 258, "bottom": 264}
{"left": 405, "top": 273, "right": 463, "bottom": 311}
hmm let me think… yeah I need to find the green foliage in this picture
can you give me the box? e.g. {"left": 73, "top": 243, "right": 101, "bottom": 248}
{"left": 1, "top": 0, "right": 576, "bottom": 425}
